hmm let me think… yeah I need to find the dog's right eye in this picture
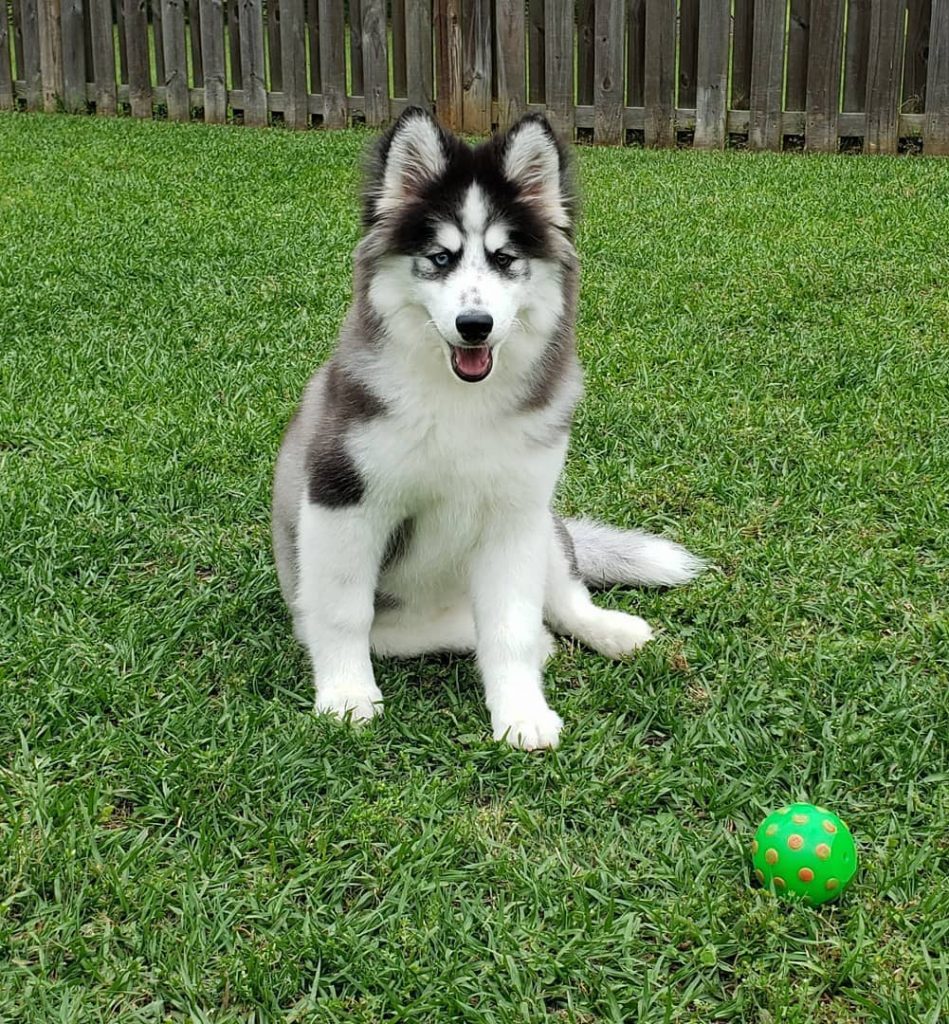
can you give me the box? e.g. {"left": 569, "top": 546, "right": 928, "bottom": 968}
{"left": 430, "top": 251, "right": 451, "bottom": 268}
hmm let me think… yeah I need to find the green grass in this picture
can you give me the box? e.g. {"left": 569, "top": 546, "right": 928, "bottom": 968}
{"left": 2, "top": 113, "right": 949, "bottom": 1023}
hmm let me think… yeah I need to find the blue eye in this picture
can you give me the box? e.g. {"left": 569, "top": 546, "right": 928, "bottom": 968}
{"left": 430, "top": 251, "right": 451, "bottom": 268}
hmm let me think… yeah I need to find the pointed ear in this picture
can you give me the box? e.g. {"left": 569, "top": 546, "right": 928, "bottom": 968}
{"left": 501, "top": 114, "right": 574, "bottom": 232}
{"left": 363, "top": 107, "right": 448, "bottom": 224}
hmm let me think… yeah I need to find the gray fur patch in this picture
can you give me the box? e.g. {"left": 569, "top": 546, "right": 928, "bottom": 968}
{"left": 381, "top": 518, "right": 415, "bottom": 572}
{"left": 519, "top": 254, "right": 580, "bottom": 412}
{"left": 553, "top": 514, "right": 580, "bottom": 578}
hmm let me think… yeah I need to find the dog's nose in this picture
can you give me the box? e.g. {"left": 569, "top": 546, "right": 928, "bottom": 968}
{"left": 455, "top": 312, "right": 493, "bottom": 343}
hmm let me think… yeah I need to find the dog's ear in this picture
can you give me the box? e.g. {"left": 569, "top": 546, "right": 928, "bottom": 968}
{"left": 501, "top": 114, "right": 575, "bottom": 233}
{"left": 363, "top": 107, "right": 448, "bottom": 225}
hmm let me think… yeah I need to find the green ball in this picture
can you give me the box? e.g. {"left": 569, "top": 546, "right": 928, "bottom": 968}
{"left": 751, "top": 802, "right": 857, "bottom": 906}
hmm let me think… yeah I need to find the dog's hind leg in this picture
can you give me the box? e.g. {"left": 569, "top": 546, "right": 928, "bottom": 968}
{"left": 544, "top": 519, "right": 654, "bottom": 658}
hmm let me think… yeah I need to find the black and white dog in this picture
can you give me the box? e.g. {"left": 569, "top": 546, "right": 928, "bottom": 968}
{"left": 272, "top": 109, "right": 702, "bottom": 749}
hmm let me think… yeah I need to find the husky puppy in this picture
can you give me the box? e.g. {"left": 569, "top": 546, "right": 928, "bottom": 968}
{"left": 272, "top": 109, "right": 702, "bottom": 749}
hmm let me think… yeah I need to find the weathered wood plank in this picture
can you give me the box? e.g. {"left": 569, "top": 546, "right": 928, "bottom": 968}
{"left": 544, "top": 0, "right": 573, "bottom": 136}
{"left": 577, "top": 0, "right": 594, "bottom": 106}
{"left": 161, "top": 0, "right": 189, "bottom": 118}
{"left": 238, "top": 0, "right": 266, "bottom": 123}
{"left": 462, "top": 0, "right": 491, "bottom": 131}
{"left": 749, "top": 0, "right": 785, "bottom": 149}
{"left": 865, "top": 0, "right": 906, "bottom": 153}
{"left": 626, "top": 0, "right": 645, "bottom": 107}
{"left": 731, "top": 0, "right": 755, "bottom": 109}
{"left": 188, "top": 0, "right": 203, "bottom": 85}
{"left": 152, "top": 0, "right": 165, "bottom": 85}
{"left": 38, "top": 0, "right": 64, "bottom": 111}
{"left": 115, "top": 0, "right": 129, "bottom": 83}
{"left": 805, "top": 0, "right": 843, "bottom": 150}
{"left": 305, "top": 0, "right": 319, "bottom": 94}
{"left": 317, "top": 0, "right": 344, "bottom": 124}
{"left": 594, "top": 0, "right": 624, "bottom": 143}
{"left": 495, "top": 0, "right": 524, "bottom": 127}
{"left": 842, "top": 0, "right": 870, "bottom": 110}
{"left": 678, "top": 0, "right": 698, "bottom": 108}
{"left": 405, "top": 0, "right": 433, "bottom": 109}
{"left": 279, "top": 0, "right": 306, "bottom": 124}
{"left": 0, "top": 5, "right": 13, "bottom": 109}
{"left": 435, "top": 0, "right": 463, "bottom": 128}
{"left": 644, "top": 0, "right": 675, "bottom": 146}
{"left": 266, "top": 0, "right": 281, "bottom": 90}
{"left": 925, "top": 0, "right": 949, "bottom": 152}
{"left": 89, "top": 0, "right": 117, "bottom": 113}
{"left": 20, "top": 0, "right": 43, "bottom": 110}
{"left": 786, "top": 0, "right": 810, "bottom": 111}
{"left": 125, "top": 0, "right": 153, "bottom": 115}
{"left": 903, "top": 0, "right": 932, "bottom": 112}
{"left": 12, "top": 0, "right": 25, "bottom": 83}
{"left": 528, "top": 0, "right": 544, "bottom": 103}
{"left": 349, "top": 0, "right": 363, "bottom": 95}
{"left": 60, "top": 0, "right": 87, "bottom": 111}
{"left": 227, "top": 0, "right": 241, "bottom": 87}
{"left": 694, "top": 0, "right": 729, "bottom": 148}
{"left": 361, "top": 0, "right": 388, "bottom": 126}
{"left": 391, "top": 0, "right": 407, "bottom": 97}
{"left": 200, "top": 0, "right": 225, "bottom": 120}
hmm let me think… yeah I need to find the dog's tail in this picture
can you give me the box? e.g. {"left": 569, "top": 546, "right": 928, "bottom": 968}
{"left": 562, "top": 518, "right": 705, "bottom": 588}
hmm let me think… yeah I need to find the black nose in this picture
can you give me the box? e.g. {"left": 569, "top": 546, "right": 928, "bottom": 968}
{"left": 455, "top": 312, "right": 493, "bottom": 343}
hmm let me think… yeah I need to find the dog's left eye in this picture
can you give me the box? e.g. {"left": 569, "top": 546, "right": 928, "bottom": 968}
{"left": 493, "top": 252, "right": 514, "bottom": 269}
{"left": 430, "top": 251, "right": 451, "bottom": 268}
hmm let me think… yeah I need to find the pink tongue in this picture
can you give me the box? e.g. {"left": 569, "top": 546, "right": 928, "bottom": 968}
{"left": 454, "top": 345, "right": 491, "bottom": 378}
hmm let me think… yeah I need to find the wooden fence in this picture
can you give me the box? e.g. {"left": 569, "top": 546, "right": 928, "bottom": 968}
{"left": 2, "top": 0, "right": 948, "bottom": 152}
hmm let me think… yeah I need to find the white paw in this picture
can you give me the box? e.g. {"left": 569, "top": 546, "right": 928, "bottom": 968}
{"left": 492, "top": 704, "right": 563, "bottom": 750}
{"left": 314, "top": 683, "right": 383, "bottom": 724}
{"left": 584, "top": 611, "right": 654, "bottom": 659}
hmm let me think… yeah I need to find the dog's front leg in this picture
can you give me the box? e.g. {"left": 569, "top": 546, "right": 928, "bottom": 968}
{"left": 295, "top": 501, "right": 389, "bottom": 723}
{"left": 472, "top": 511, "right": 562, "bottom": 750}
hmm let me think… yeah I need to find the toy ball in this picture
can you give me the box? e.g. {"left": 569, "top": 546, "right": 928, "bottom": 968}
{"left": 751, "top": 802, "right": 857, "bottom": 906}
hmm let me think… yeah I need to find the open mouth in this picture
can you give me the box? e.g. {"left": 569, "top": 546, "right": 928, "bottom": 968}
{"left": 449, "top": 344, "right": 493, "bottom": 383}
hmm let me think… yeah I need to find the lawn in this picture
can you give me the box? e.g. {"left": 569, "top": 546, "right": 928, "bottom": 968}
{"left": 1, "top": 113, "right": 948, "bottom": 1023}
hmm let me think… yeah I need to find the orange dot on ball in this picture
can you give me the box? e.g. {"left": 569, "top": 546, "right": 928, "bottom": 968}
{"left": 754, "top": 869, "right": 765, "bottom": 884}
{"left": 823, "top": 820, "right": 837, "bottom": 834}
{"left": 787, "top": 834, "right": 804, "bottom": 850}
{"left": 751, "top": 840, "right": 759, "bottom": 854}
{"left": 798, "top": 867, "right": 814, "bottom": 883}
{"left": 815, "top": 843, "right": 831, "bottom": 860}
{"left": 774, "top": 876, "right": 786, "bottom": 889}
{"left": 792, "top": 813, "right": 808, "bottom": 824}
{"left": 826, "top": 878, "right": 839, "bottom": 891}
{"left": 766, "top": 824, "right": 778, "bottom": 836}
{"left": 765, "top": 848, "right": 779, "bottom": 865}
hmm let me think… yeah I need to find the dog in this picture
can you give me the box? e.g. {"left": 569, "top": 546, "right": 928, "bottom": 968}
{"left": 271, "top": 108, "right": 703, "bottom": 749}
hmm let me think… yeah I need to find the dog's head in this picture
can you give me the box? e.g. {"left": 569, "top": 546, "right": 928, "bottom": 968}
{"left": 361, "top": 109, "right": 576, "bottom": 384}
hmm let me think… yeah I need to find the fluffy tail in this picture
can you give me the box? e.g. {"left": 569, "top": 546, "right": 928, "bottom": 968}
{"left": 563, "top": 518, "right": 705, "bottom": 588}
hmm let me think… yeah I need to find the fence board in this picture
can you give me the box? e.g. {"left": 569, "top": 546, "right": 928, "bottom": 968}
{"left": 925, "top": 0, "right": 949, "bottom": 152}
{"left": 161, "top": 0, "right": 189, "bottom": 118}
{"left": 435, "top": 0, "right": 463, "bottom": 128}
{"left": 678, "top": 0, "right": 698, "bottom": 108}
{"left": 626, "top": 0, "right": 645, "bottom": 107}
{"left": 495, "top": 0, "right": 524, "bottom": 126}
{"left": 267, "top": 0, "right": 281, "bottom": 89}
{"left": 279, "top": 0, "right": 305, "bottom": 125}
{"left": 227, "top": 0, "right": 241, "bottom": 87}
{"left": 749, "top": 0, "right": 785, "bottom": 149}
{"left": 238, "top": 0, "right": 266, "bottom": 123}
{"left": 805, "top": 0, "right": 843, "bottom": 150}
{"left": 20, "top": 0, "right": 42, "bottom": 109}
{"left": 694, "top": 0, "right": 729, "bottom": 147}
{"left": 200, "top": 0, "right": 225, "bottom": 120}
{"left": 462, "top": 0, "right": 491, "bottom": 131}
{"left": 60, "top": 0, "right": 86, "bottom": 110}
{"left": 89, "top": 0, "right": 116, "bottom": 112}
{"left": 188, "top": 0, "right": 203, "bottom": 85}
{"left": 12, "top": 0, "right": 25, "bottom": 82}
{"left": 318, "top": 0, "right": 345, "bottom": 124}
{"left": 865, "top": 0, "right": 905, "bottom": 153}
{"left": 843, "top": 0, "right": 870, "bottom": 110}
{"left": 305, "top": 0, "right": 319, "bottom": 94}
{"left": 361, "top": 0, "right": 388, "bottom": 125}
{"left": 528, "top": 0, "right": 544, "bottom": 103}
{"left": 38, "top": 0, "right": 63, "bottom": 111}
{"left": 903, "top": 0, "right": 932, "bottom": 112}
{"left": 644, "top": 0, "right": 674, "bottom": 146}
{"left": 406, "top": 0, "right": 433, "bottom": 108}
{"left": 0, "top": 7, "right": 12, "bottom": 109}
{"left": 116, "top": 0, "right": 129, "bottom": 83}
{"left": 731, "top": 0, "right": 754, "bottom": 109}
{"left": 349, "top": 0, "right": 362, "bottom": 95}
{"left": 577, "top": 0, "right": 593, "bottom": 106}
{"left": 593, "top": 0, "right": 624, "bottom": 143}
{"left": 545, "top": 0, "right": 573, "bottom": 136}
{"left": 391, "top": 0, "right": 406, "bottom": 97}
{"left": 152, "top": 0, "right": 165, "bottom": 85}
{"left": 125, "top": 0, "right": 152, "bottom": 115}
{"left": 786, "top": 0, "right": 809, "bottom": 111}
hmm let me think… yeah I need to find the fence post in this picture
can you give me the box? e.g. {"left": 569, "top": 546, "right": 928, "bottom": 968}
{"left": 280, "top": 0, "right": 307, "bottom": 126}
{"left": 20, "top": 0, "right": 43, "bottom": 110}
{"left": 495, "top": 0, "right": 525, "bottom": 128}
{"left": 238, "top": 0, "right": 267, "bottom": 124}
{"left": 60, "top": 0, "right": 87, "bottom": 111}
{"left": 545, "top": 0, "right": 574, "bottom": 138}
{"left": 462, "top": 0, "right": 491, "bottom": 132}
{"left": 435, "top": 0, "right": 463, "bottom": 129}
{"left": 200, "top": 0, "right": 226, "bottom": 122}
{"left": 644, "top": 0, "right": 675, "bottom": 146}
{"left": 38, "top": 0, "right": 64, "bottom": 111}
{"left": 865, "top": 0, "right": 906, "bottom": 153}
{"left": 694, "top": 0, "right": 729, "bottom": 148}
{"left": 749, "top": 0, "right": 785, "bottom": 150}
{"left": 805, "top": 0, "right": 843, "bottom": 151}
{"left": 318, "top": 0, "right": 346, "bottom": 126}
{"left": 926, "top": 0, "right": 949, "bottom": 154}
{"left": 89, "top": 0, "right": 116, "bottom": 114}
{"left": 593, "top": 0, "right": 624, "bottom": 144}
{"left": 361, "top": 0, "right": 389, "bottom": 125}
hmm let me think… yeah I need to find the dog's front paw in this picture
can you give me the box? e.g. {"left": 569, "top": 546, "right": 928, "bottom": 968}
{"left": 492, "top": 703, "right": 563, "bottom": 750}
{"left": 585, "top": 610, "right": 654, "bottom": 659}
{"left": 315, "top": 683, "right": 383, "bottom": 724}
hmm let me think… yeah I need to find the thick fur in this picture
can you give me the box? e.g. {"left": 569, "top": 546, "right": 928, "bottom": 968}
{"left": 272, "top": 109, "right": 703, "bottom": 750}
